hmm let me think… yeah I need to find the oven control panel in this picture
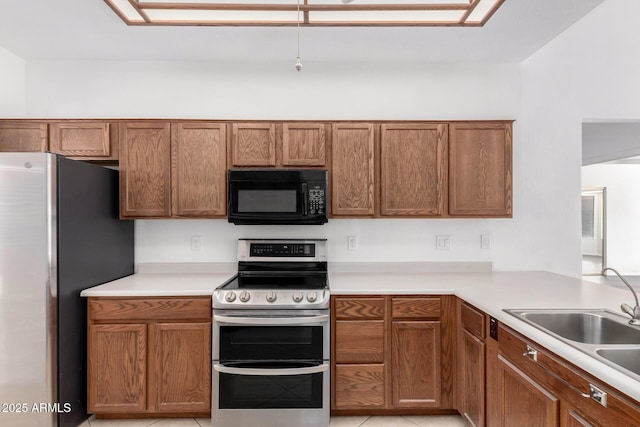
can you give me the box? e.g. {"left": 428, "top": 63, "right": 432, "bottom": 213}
{"left": 250, "top": 243, "right": 315, "bottom": 257}
{"left": 213, "top": 289, "right": 330, "bottom": 309}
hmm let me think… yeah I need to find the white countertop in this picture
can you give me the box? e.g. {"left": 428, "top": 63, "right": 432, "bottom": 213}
{"left": 80, "top": 264, "right": 640, "bottom": 404}
{"left": 80, "top": 273, "right": 235, "bottom": 297}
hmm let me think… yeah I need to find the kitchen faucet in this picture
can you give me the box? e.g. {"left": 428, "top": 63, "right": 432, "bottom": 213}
{"left": 601, "top": 267, "right": 640, "bottom": 326}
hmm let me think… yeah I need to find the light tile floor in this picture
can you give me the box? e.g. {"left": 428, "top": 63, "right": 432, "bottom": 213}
{"left": 79, "top": 415, "right": 466, "bottom": 427}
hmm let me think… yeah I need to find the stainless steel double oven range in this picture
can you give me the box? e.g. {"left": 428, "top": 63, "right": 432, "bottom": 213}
{"left": 212, "top": 239, "right": 330, "bottom": 427}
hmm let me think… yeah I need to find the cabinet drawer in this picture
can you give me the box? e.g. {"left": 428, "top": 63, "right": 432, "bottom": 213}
{"left": 89, "top": 297, "right": 211, "bottom": 321}
{"left": 335, "top": 320, "right": 384, "bottom": 363}
{"left": 460, "top": 301, "right": 486, "bottom": 339}
{"left": 392, "top": 297, "right": 440, "bottom": 319}
{"left": 334, "top": 364, "right": 385, "bottom": 409}
{"left": 334, "top": 297, "right": 385, "bottom": 319}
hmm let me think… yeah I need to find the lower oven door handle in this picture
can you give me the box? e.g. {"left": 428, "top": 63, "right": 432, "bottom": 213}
{"left": 213, "top": 363, "right": 330, "bottom": 376}
{"left": 213, "top": 314, "right": 329, "bottom": 325}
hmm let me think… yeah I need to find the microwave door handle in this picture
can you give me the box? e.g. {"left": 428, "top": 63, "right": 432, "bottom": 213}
{"left": 214, "top": 363, "right": 329, "bottom": 376}
{"left": 302, "top": 183, "right": 308, "bottom": 216}
{"left": 214, "top": 314, "right": 329, "bottom": 325}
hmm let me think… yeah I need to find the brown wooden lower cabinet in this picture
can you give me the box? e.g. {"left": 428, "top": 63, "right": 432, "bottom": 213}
{"left": 496, "top": 355, "right": 560, "bottom": 426}
{"left": 492, "top": 323, "right": 640, "bottom": 427}
{"left": 392, "top": 320, "right": 441, "bottom": 408}
{"left": 331, "top": 295, "right": 455, "bottom": 415}
{"left": 458, "top": 328, "right": 485, "bottom": 426}
{"left": 87, "top": 297, "right": 211, "bottom": 418}
{"left": 88, "top": 324, "right": 147, "bottom": 413}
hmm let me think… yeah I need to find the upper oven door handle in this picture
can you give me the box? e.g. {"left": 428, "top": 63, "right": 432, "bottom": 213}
{"left": 213, "top": 314, "right": 329, "bottom": 326}
{"left": 213, "top": 363, "right": 329, "bottom": 376}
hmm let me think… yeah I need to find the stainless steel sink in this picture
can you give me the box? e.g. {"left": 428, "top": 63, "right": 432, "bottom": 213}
{"left": 513, "top": 310, "right": 640, "bottom": 344}
{"left": 596, "top": 348, "right": 640, "bottom": 376}
{"left": 504, "top": 308, "right": 640, "bottom": 382}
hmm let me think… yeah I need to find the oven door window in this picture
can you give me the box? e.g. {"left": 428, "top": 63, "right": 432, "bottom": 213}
{"left": 218, "top": 362, "right": 323, "bottom": 409}
{"left": 229, "top": 182, "right": 302, "bottom": 217}
{"left": 219, "top": 325, "right": 323, "bottom": 361}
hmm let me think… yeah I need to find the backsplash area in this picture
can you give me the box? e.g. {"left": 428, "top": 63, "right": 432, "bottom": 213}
{"left": 135, "top": 219, "right": 497, "bottom": 265}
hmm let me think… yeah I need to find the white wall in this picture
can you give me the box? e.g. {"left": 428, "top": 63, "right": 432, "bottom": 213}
{"left": 135, "top": 219, "right": 501, "bottom": 264}
{"left": 583, "top": 165, "right": 640, "bottom": 274}
{"left": 0, "top": 46, "right": 26, "bottom": 116}
{"left": 519, "top": 0, "right": 640, "bottom": 277}
{"left": 23, "top": 59, "right": 528, "bottom": 269}
{"left": 23, "top": 0, "right": 640, "bottom": 273}
{"left": 24, "top": 61, "right": 519, "bottom": 120}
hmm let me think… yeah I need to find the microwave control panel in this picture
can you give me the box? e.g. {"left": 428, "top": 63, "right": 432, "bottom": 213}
{"left": 308, "top": 186, "right": 326, "bottom": 215}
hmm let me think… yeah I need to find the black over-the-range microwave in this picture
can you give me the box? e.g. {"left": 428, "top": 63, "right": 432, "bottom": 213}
{"left": 227, "top": 169, "right": 328, "bottom": 225}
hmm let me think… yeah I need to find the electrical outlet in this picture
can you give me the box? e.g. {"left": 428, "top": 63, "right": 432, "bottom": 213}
{"left": 347, "top": 236, "right": 358, "bottom": 251}
{"left": 191, "top": 235, "right": 202, "bottom": 252}
{"left": 481, "top": 234, "right": 492, "bottom": 249}
{"left": 436, "top": 235, "right": 451, "bottom": 250}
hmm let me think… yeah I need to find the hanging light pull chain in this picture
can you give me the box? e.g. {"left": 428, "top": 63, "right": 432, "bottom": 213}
{"left": 295, "top": 0, "right": 303, "bottom": 71}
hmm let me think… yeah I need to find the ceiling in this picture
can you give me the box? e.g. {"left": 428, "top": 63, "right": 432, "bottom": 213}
{"left": 0, "top": 0, "right": 605, "bottom": 63}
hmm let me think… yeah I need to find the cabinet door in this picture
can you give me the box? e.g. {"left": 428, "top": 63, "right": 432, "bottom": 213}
{"left": 231, "top": 122, "right": 276, "bottom": 166}
{"left": 391, "top": 321, "right": 441, "bottom": 408}
{"left": 331, "top": 123, "right": 375, "bottom": 216}
{"left": 49, "top": 122, "right": 115, "bottom": 159}
{"left": 282, "top": 122, "right": 327, "bottom": 166}
{"left": 449, "top": 122, "right": 512, "bottom": 216}
{"left": 88, "top": 324, "right": 147, "bottom": 413}
{"left": 460, "top": 329, "right": 485, "bottom": 427}
{"left": 496, "top": 355, "right": 559, "bottom": 427}
{"left": 0, "top": 122, "right": 47, "bottom": 152}
{"left": 334, "top": 364, "right": 385, "bottom": 409}
{"left": 151, "top": 322, "right": 211, "bottom": 412}
{"left": 380, "top": 124, "right": 447, "bottom": 216}
{"left": 172, "top": 123, "right": 227, "bottom": 217}
{"left": 119, "top": 122, "right": 171, "bottom": 217}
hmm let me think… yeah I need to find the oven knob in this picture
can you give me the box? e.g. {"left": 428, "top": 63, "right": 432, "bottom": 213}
{"left": 306, "top": 292, "right": 318, "bottom": 303}
{"left": 266, "top": 291, "right": 277, "bottom": 303}
{"left": 225, "top": 291, "right": 236, "bottom": 303}
{"left": 239, "top": 290, "right": 251, "bottom": 303}
{"left": 292, "top": 292, "right": 303, "bottom": 303}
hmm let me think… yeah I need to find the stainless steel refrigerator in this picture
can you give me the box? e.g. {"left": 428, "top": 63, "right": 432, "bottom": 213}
{"left": 0, "top": 153, "right": 134, "bottom": 427}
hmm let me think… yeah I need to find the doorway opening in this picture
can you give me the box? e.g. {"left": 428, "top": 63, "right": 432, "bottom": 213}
{"left": 581, "top": 187, "right": 606, "bottom": 275}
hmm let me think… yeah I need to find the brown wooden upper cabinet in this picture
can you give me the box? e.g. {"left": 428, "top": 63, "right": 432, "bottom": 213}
{"left": 380, "top": 123, "right": 448, "bottom": 216}
{"left": 49, "top": 122, "right": 118, "bottom": 160}
{"left": 230, "top": 122, "right": 328, "bottom": 167}
{"left": 0, "top": 121, "right": 48, "bottom": 152}
{"left": 0, "top": 120, "right": 119, "bottom": 160}
{"left": 282, "top": 122, "right": 327, "bottom": 166}
{"left": 120, "top": 122, "right": 228, "bottom": 219}
{"left": 172, "top": 123, "right": 227, "bottom": 217}
{"left": 449, "top": 122, "right": 513, "bottom": 217}
{"left": 231, "top": 122, "right": 276, "bottom": 166}
{"left": 119, "top": 122, "right": 172, "bottom": 218}
{"left": 331, "top": 123, "right": 375, "bottom": 216}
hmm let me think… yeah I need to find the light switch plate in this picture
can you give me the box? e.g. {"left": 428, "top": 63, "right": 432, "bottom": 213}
{"left": 481, "top": 234, "right": 492, "bottom": 249}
